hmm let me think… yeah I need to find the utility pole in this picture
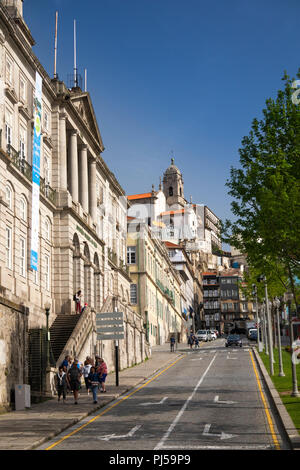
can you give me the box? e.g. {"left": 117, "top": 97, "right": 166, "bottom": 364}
{"left": 284, "top": 293, "right": 300, "bottom": 397}
{"left": 273, "top": 297, "right": 285, "bottom": 377}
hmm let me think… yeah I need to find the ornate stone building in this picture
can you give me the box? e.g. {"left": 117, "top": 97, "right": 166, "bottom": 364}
{"left": 0, "top": 0, "right": 147, "bottom": 409}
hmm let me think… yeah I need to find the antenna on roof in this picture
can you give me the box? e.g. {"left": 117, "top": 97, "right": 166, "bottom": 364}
{"left": 84, "top": 68, "right": 87, "bottom": 92}
{"left": 74, "top": 19, "right": 78, "bottom": 87}
{"left": 54, "top": 11, "right": 58, "bottom": 79}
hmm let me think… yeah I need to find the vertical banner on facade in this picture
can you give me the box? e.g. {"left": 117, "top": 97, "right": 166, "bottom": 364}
{"left": 30, "top": 72, "right": 42, "bottom": 271}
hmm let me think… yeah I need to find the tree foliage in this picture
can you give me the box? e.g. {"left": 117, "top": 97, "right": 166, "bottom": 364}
{"left": 223, "top": 71, "right": 300, "bottom": 305}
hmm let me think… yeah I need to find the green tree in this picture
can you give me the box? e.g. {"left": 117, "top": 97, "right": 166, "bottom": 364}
{"left": 224, "top": 71, "right": 300, "bottom": 307}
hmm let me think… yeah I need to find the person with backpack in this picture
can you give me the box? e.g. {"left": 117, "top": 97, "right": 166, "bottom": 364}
{"left": 88, "top": 366, "right": 101, "bottom": 404}
{"left": 96, "top": 358, "right": 108, "bottom": 393}
{"left": 68, "top": 359, "right": 82, "bottom": 404}
{"left": 74, "top": 290, "right": 82, "bottom": 314}
{"left": 170, "top": 335, "right": 176, "bottom": 352}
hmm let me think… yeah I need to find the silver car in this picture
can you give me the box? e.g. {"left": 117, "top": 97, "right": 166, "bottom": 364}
{"left": 196, "top": 330, "right": 210, "bottom": 342}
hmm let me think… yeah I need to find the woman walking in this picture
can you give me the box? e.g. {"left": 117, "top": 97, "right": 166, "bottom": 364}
{"left": 83, "top": 359, "right": 92, "bottom": 395}
{"left": 97, "top": 357, "right": 108, "bottom": 393}
{"left": 88, "top": 366, "right": 101, "bottom": 404}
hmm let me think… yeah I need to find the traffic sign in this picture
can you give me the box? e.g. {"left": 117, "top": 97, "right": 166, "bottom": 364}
{"left": 96, "top": 312, "right": 124, "bottom": 340}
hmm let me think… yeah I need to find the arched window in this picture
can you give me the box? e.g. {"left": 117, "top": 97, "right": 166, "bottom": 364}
{"left": 169, "top": 186, "right": 173, "bottom": 197}
{"left": 20, "top": 195, "right": 27, "bottom": 221}
{"left": 6, "top": 183, "right": 13, "bottom": 210}
{"left": 45, "top": 217, "right": 51, "bottom": 242}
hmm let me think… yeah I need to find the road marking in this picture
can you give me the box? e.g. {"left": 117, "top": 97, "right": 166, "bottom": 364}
{"left": 95, "top": 425, "right": 141, "bottom": 441}
{"left": 44, "top": 354, "right": 186, "bottom": 450}
{"left": 214, "top": 395, "right": 237, "bottom": 405}
{"left": 140, "top": 397, "right": 168, "bottom": 406}
{"left": 249, "top": 350, "right": 280, "bottom": 450}
{"left": 154, "top": 354, "right": 217, "bottom": 451}
{"left": 203, "top": 423, "right": 236, "bottom": 440}
{"left": 191, "top": 358, "right": 203, "bottom": 361}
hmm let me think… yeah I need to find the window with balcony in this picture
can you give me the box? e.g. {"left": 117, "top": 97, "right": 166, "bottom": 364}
{"left": 5, "top": 108, "right": 13, "bottom": 146}
{"left": 19, "top": 126, "right": 26, "bottom": 159}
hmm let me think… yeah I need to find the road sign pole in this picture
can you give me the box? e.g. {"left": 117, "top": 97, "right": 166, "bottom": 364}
{"left": 115, "top": 339, "right": 119, "bottom": 387}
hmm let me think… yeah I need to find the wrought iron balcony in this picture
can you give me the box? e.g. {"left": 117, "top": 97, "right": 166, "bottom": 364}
{"left": 40, "top": 177, "right": 56, "bottom": 205}
{"left": 7, "top": 144, "right": 32, "bottom": 182}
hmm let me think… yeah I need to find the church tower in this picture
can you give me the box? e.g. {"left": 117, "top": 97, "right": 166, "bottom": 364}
{"left": 162, "top": 158, "right": 185, "bottom": 209}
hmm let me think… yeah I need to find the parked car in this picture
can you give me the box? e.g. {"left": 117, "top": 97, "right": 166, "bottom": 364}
{"left": 212, "top": 329, "right": 219, "bottom": 338}
{"left": 247, "top": 328, "right": 257, "bottom": 339}
{"left": 249, "top": 330, "right": 258, "bottom": 341}
{"left": 225, "top": 334, "right": 242, "bottom": 347}
{"left": 196, "top": 330, "right": 210, "bottom": 342}
{"left": 208, "top": 330, "right": 217, "bottom": 340}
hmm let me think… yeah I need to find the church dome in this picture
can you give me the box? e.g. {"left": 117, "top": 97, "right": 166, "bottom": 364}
{"left": 164, "top": 158, "right": 182, "bottom": 176}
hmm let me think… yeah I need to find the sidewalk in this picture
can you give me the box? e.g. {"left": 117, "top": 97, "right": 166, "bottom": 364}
{"left": 0, "top": 343, "right": 188, "bottom": 450}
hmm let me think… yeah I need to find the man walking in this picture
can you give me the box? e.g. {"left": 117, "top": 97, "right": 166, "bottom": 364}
{"left": 170, "top": 335, "right": 176, "bottom": 352}
{"left": 68, "top": 359, "right": 82, "bottom": 404}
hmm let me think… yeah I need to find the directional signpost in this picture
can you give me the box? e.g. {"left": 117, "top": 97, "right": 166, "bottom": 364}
{"left": 96, "top": 311, "right": 124, "bottom": 386}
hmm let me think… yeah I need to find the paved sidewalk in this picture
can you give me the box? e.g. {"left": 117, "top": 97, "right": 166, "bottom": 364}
{"left": 0, "top": 343, "right": 188, "bottom": 450}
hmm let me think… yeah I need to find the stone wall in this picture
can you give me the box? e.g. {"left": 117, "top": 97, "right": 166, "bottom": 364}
{"left": 0, "top": 296, "right": 29, "bottom": 411}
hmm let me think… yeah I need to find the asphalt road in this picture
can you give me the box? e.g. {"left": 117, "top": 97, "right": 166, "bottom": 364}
{"left": 39, "top": 338, "right": 290, "bottom": 451}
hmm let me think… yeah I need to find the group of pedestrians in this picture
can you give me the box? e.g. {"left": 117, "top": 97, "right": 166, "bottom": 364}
{"left": 55, "top": 354, "right": 108, "bottom": 405}
{"left": 187, "top": 333, "right": 199, "bottom": 349}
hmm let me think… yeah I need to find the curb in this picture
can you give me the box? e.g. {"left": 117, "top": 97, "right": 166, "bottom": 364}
{"left": 252, "top": 346, "right": 300, "bottom": 450}
{"left": 28, "top": 352, "right": 183, "bottom": 450}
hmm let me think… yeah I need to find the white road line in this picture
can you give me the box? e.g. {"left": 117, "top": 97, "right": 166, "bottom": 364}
{"left": 214, "top": 395, "right": 237, "bottom": 405}
{"left": 154, "top": 354, "right": 217, "bottom": 451}
{"left": 140, "top": 397, "right": 168, "bottom": 406}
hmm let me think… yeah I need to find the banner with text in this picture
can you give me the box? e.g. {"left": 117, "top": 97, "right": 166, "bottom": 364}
{"left": 30, "top": 72, "right": 42, "bottom": 271}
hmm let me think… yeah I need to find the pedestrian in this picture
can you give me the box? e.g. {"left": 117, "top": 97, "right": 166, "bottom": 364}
{"left": 55, "top": 366, "right": 69, "bottom": 402}
{"left": 95, "top": 355, "right": 101, "bottom": 369}
{"left": 188, "top": 333, "right": 194, "bottom": 349}
{"left": 68, "top": 358, "right": 82, "bottom": 404}
{"left": 170, "top": 335, "right": 176, "bottom": 352}
{"left": 88, "top": 366, "right": 101, "bottom": 404}
{"left": 96, "top": 357, "right": 108, "bottom": 393}
{"left": 194, "top": 336, "right": 199, "bottom": 349}
{"left": 81, "top": 302, "right": 88, "bottom": 314}
{"left": 83, "top": 359, "right": 92, "bottom": 395}
{"left": 74, "top": 290, "right": 82, "bottom": 314}
{"left": 60, "top": 354, "right": 70, "bottom": 370}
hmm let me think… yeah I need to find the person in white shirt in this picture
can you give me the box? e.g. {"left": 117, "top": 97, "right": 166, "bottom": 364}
{"left": 83, "top": 358, "right": 92, "bottom": 395}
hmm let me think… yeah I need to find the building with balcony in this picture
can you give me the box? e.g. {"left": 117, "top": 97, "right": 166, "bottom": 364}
{"left": 0, "top": 0, "right": 147, "bottom": 410}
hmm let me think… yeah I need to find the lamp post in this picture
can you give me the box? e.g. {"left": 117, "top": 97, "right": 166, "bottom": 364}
{"left": 45, "top": 302, "right": 51, "bottom": 369}
{"left": 273, "top": 297, "right": 285, "bottom": 377}
{"left": 252, "top": 284, "right": 261, "bottom": 351}
{"left": 284, "top": 292, "right": 300, "bottom": 397}
{"left": 258, "top": 276, "right": 274, "bottom": 375}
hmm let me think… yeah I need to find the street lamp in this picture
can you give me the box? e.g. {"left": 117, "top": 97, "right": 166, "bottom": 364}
{"left": 273, "top": 297, "right": 285, "bottom": 377}
{"left": 44, "top": 302, "right": 51, "bottom": 369}
{"left": 284, "top": 292, "right": 300, "bottom": 397}
{"left": 252, "top": 284, "right": 262, "bottom": 351}
{"left": 258, "top": 276, "right": 274, "bottom": 375}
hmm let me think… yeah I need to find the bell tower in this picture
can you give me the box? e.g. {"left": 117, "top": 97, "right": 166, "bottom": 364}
{"left": 162, "top": 158, "right": 185, "bottom": 209}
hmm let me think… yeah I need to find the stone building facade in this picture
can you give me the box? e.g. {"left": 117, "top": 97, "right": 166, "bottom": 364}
{"left": 0, "top": 0, "right": 147, "bottom": 408}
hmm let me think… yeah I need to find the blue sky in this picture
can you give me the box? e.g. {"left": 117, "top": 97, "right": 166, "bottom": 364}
{"left": 24, "top": 0, "right": 300, "bottom": 224}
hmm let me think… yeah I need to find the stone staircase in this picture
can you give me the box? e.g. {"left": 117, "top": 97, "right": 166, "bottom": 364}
{"left": 50, "top": 314, "right": 82, "bottom": 362}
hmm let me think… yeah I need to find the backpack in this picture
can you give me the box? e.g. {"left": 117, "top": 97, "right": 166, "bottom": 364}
{"left": 69, "top": 366, "right": 79, "bottom": 382}
{"left": 73, "top": 294, "right": 76, "bottom": 301}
